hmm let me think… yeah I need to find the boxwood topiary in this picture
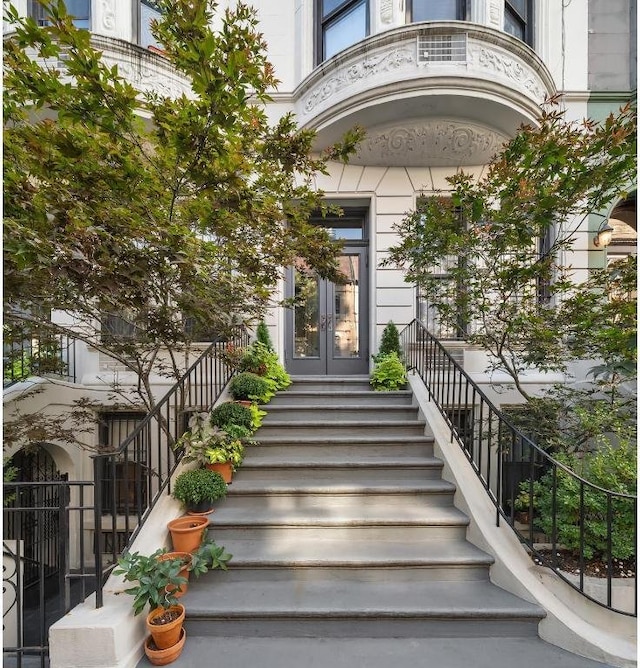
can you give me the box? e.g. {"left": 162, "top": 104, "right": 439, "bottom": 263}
{"left": 210, "top": 401, "right": 254, "bottom": 434}
{"left": 229, "top": 372, "right": 274, "bottom": 403}
{"left": 173, "top": 467, "right": 228, "bottom": 508}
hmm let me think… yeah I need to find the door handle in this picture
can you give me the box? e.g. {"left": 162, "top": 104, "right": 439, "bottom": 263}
{"left": 327, "top": 314, "right": 333, "bottom": 332}
{"left": 320, "top": 314, "right": 327, "bottom": 331}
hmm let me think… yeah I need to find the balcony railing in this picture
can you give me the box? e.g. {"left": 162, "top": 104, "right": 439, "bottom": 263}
{"left": 401, "top": 319, "right": 637, "bottom": 616}
{"left": 3, "top": 331, "right": 77, "bottom": 387}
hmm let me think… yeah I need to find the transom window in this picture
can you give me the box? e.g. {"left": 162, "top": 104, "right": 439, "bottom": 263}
{"left": 318, "top": 0, "right": 369, "bottom": 63}
{"left": 29, "top": 0, "right": 90, "bottom": 28}
{"left": 504, "top": 0, "right": 533, "bottom": 45}
{"left": 408, "top": 0, "right": 466, "bottom": 22}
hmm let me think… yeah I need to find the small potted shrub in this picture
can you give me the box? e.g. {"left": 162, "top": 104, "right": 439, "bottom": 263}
{"left": 172, "top": 467, "right": 228, "bottom": 514}
{"left": 205, "top": 436, "right": 245, "bottom": 483}
{"left": 239, "top": 342, "right": 291, "bottom": 390}
{"left": 210, "top": 401, "right": 254, "bottom": 438}
{"left": 370, "top": 352, "right": 407, "bottom": 391}
{"left": 229, "top": 371, "right": 275, "bottom": 404}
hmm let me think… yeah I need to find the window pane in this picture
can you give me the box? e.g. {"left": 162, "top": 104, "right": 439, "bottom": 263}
{"left": 31, "top": 0, "right": 90, "bottom": 28}
{"left": 504, "top": 7, "right": 525, "bottom": 40}
{"left": 140, "top": 1, "right": 163, "bottom": 49}
{"left": 323, "top": 0, "right": 350, "bottom": 18}
{"left": 333, "top": 255, "right": 360, "bottom": 358}
{"left": 412, "top": 0, "right": 459, "bottom": 21}
{"left": 507, "top": 0, "right": 527, "bottom": 19}
{"left": 324, "top": 1, "right": 367, "bottom": 60}
{"left": 293, "top": 269, "right": 321, "bottom": 359}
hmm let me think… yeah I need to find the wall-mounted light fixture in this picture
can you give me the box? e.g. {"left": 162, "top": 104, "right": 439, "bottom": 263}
{"left": 593, "top": 220, "right": 614, "bottom": 248}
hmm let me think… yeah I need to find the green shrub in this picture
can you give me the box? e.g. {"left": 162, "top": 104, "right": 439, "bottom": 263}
{"left": 210, "top": 401, "right": 254, "bottom": 438}
{"left": 374, "top": 321, "right": 402, "bottom": 362}
{"left": 205, "top": 437, "right": 245, "bottom": 470}
{"left": 229, "top": 372, "right": 274, "bottom": 404}
{"left": 240, "top": 342, "right": 291, "bottom": 390}
{"left": 256, "top": 321, "right": 274, "bottom": 351}
{"left": 370, "top": 352, "right": 407, "bottom": 391}
{"left": 527, "top": 440, "right": 637, "bottom": 560}
{"left": 173, "top": 467, "right": 228, "bottom": 507}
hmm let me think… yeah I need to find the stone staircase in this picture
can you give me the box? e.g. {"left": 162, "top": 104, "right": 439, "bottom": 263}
{"left": 139, "top": 376, "right": 613, "bottom": 667}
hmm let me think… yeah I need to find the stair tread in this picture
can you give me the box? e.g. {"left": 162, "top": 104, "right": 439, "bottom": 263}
{"left": 240, "top": 453, "right": 442, "bottom": 467}
{"left": 184, "top": 578, "right": 543, "bottom": 618}
{"left": 200, "top": 535, "right": 492, "bottom": 566}
{"left": 254, "top": 435, "right": 433, "bottom": 444}
{"left": 147, "top": 637, "right": 613, "bottom": 668}
{"left": 226, "top": 476, "right": 456, "bottom": 494}
{"left": 210, "top": 499, "right": 469, "bottom": 526}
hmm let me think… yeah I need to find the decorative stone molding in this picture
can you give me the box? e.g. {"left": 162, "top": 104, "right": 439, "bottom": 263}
{"left": 488, "top": 0, "right": 501, "bottom": 27}
{"left": 354, "top": 120, "right": 508, "bottom": 167}
{"left": 380, "top": 0, "right": 393, "bottom": 24}
{"left": 468, "top": 43, "right": 546, "bottom": 101}
{"left": 302, "top": 47, "right": 415, "bottom": 115}
{"left": 99, "top": 0, "right": 116, "bottom": 33}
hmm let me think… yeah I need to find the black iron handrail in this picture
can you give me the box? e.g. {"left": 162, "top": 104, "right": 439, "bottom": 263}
{"left": 401, "top": 318, "right": 637, "bottom": 616}
{"left": 91, "top": 329, "right": 249, "bottom": 607}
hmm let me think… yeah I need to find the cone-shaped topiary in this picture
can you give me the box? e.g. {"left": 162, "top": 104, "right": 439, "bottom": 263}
{"left": 256, "top": 321, "right": 274, "bottom": 351}
{"left": 375, "top": 320, "right": 402, "bottom": 361}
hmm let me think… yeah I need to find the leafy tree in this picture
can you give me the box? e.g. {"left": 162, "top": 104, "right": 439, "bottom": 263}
{"left": 386, "top": 99, "right": 636, "bottom": 402}
{"left": 3, "top": 0, "right": 363, "bottom": 420}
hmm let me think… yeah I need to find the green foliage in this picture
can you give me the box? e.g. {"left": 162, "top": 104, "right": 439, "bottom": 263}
{"left": 385, "top": 99, "right": 637, "bottom": 401}
{"left": 256, "top": 321, "right": 274, "bottom": 351}
{"left": 370, "top": 352, "right": 407, "bottom": 391}
{"left": 229, "top": 372, "right": 274, "bottom": 404}
{"left": 172, "top": 467, "right": 228, "bottom": 507}
{"left": 205, "top": 437, "right": 245, "bottom": 470}
{"left": 374, "top": 321, "right": 402, "bottom": 361}
{"left": 113, "top": 539, "right": 232, "bottom": 615}
{"left": 174, "top": 412, "right": 228, "bottom": 467}
{"left": 248, "top": 403, "right": 266, "bottom": 432}
{"left": 527, "top": 440, "right": 637, "bottom": 560}
{"left": 209, "top": 401, "right": 254, "bottom": 438}
{"left": 3, "top": 0, "right": 362, "bottom": 410}
{"left": 113, "top": 548, "right": 187, "bottom": 616}
{"left": 239, "top": 342, "right": 291, "bottom": 390}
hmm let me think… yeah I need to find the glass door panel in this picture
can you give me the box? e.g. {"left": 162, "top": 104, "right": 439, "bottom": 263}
{"left": 332, "top": 255, "right": 360, "bottom": 359}
{"left": 293, "top": 268, "right": 321, "bottom": 359}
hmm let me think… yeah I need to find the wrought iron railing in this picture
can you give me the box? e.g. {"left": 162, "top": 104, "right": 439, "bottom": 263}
{"left": 401, "top": 319, "right": 637, "bottom": 616}
{"left": 3, "top": 480, "right": 95, "bottom": 668}
{"left": 3, "top": 330, "right": 77, "bottom": 387}
{"left": 92, "top": 329, "right": 249, "bottom": 607}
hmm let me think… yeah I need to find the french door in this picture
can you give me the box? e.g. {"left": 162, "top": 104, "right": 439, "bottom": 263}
{"left": 285, "top": 246, "right": 369, "bottom": 375}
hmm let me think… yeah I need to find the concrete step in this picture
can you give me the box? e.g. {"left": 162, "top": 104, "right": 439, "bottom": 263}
{"left": 256, "top": 420, "right": 427, "bottom": 439}
{"left": 244, "top": 441, "right": 435, "bottom": 459}
{"left": 209, "top": 494, "right": 469, "bottom": 528}
{"left": 181, "top": 577, "right": 544, "bottom": 638}
{"left": 269, "top": 389, "right": 414, "bottom": 406}
{"left": 226, "top": 474, "right": 456, "bottom": 499}
{"left": 287, "top": 376, "right": 374, "bottom": 392}
{"left": 138, "top": 636, "right": 615, "bottom": 668}
{"left": 261, "top": 404, "right": 421, "bottom": 422}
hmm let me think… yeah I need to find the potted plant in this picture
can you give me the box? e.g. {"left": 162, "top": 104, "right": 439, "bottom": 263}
{"left": 167, "top": 514, "right": 209, "bottom": 553}
{"left": 205, "top": 434, "right": 245, "bottom": 483}
{"left": 239, "top": 341, "right": 291, "bottom": 390}
{"left": 370, "top": 352, "right": 407, "bottom": 391}
{"left": 210, "top": 401, "right": 255, "bottom": 438}
{"left": 229, "top": 371, "right": 275, "bottom": 404}
{"left": 172, "top": 467, "right": 228, "bottom": 514}
{"left": 113, "top": 548, "right": 187, "bottom": 664}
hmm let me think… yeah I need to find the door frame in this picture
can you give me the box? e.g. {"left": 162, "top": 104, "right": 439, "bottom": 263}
{"left": 284, "top": 210, "right": 370, "bottom": 376}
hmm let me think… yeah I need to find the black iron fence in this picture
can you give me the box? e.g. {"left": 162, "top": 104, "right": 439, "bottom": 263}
{"left": 92, "top": 330, "right": 249, "bottom": 607}
{"left": 3, "top": 480, "right": 95, "bottom": 668}
{"left": 3, "top": 330, "right": 77, "bottom": 387}
{"left": 401, "top": 319, "right": 637, "bottom": 616}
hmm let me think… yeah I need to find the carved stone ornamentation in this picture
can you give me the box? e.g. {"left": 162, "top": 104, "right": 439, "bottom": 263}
{"left": 302, "top": 48, "right": 415, "bottom": 115}
{"left": 488, "top": 0, "right": 501, "bottom": 26}
{"left": 468, "top": 45, "right": 546, "bottom": 101}
{"left": 380, "top": 0, "right": 393, "bottom": 24}
{"left": 100, "top": 0, "right": 116, "bottom": 32}
{"left": 354, "top": 120, "right": 508, "bottom": 167}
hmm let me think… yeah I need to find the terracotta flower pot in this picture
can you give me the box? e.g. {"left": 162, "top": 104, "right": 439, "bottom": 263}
{"left": 206, "top": 461, "right": 233, "bottom": 484}
{"left": 144, "top": 627, "right": 186, "bottom": 665}
{"left": 157, "top": 552, "right": 192, "bottom": 598}
{"left": 167, "top": 515, "right": 209, "bottom": 553}
{"left": 146, "top": 604, "right": 185, "bottom": 650}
